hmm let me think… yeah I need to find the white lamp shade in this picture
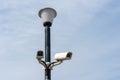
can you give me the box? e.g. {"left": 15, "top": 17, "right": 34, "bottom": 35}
{"left": 39, "top": 8, "right": 57, "bottom": 26}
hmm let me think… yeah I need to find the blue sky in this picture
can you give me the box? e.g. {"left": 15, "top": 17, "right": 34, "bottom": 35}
{"left": 0, "top": 0, "right": 120, "bottom": 80}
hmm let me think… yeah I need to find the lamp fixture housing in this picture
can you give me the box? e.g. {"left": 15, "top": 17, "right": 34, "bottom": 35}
{"left": 39, "top": 8, "right": 57, "bottom": 27}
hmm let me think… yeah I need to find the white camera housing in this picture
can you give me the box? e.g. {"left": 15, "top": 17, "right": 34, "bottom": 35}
{"left": 54, "top": 52, "right": 72, "bottom": 61}
{"left": 36, "top": 50, "right": 44, "bottom": 60}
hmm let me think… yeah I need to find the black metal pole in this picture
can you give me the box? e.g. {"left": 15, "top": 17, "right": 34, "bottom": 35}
{"left": 45, "top": 26, "right": 51, "bottom": 80}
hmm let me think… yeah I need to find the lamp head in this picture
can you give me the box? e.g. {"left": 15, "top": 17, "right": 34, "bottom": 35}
{"left": 39, "top": 8, "right": 57, "bottom": 27}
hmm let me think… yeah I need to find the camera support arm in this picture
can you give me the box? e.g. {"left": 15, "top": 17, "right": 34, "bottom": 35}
{"left": 37, "top": 60, "right": 63, "bottom": 70}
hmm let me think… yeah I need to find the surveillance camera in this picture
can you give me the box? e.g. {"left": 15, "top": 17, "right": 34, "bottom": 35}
{"left": 36, "top": 50, "right": 44, "bottom": 60}
{"left": 54, "top": 52, "right": 72, "bottom": 61}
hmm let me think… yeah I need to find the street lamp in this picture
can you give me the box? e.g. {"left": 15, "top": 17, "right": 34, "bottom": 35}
{"left": 36, "top": 7, "right": 73, "bottom": 80}
{"left": 39, "top": 8, "right": 57, "bottom": 27}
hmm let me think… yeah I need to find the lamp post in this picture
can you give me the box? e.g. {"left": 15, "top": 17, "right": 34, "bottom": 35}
{"left": 39, "top": 7, "right": 56, "bottom": 80}
{"left": 36, "top": 7, "right": 73, "bottom": 80}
